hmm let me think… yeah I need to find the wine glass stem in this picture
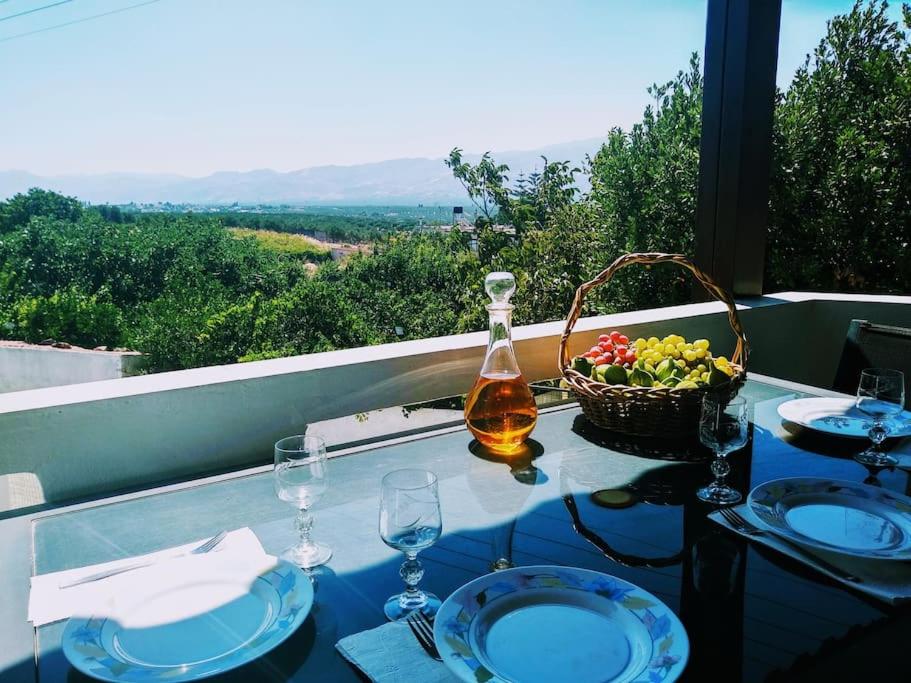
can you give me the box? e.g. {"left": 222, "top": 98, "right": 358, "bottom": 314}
{"left": 711, "top": 451, "right": 731, "bottom": 487}
{"left": 400, "top": 551, "right": 424, "bottom": 597}
{"left": 295, "top": 508, "right": 314, "bottom": 549}
{"left": 869, "top": 419, "right": 888, "bottom": 449}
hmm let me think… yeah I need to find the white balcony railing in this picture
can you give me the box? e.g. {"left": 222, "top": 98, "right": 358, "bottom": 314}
{"left": 1, "top": 292, "right": 909, "bottom": 515}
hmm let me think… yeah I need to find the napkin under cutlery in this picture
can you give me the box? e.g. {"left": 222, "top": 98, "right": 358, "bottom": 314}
{"left": 28, "top": 527, "right": 268, "bottom": 626}
{"left": 710, "top": 506, "right": 911, "bottom": 604}
{"left": 336, "top": 621, "right": 458, "bottom": 682}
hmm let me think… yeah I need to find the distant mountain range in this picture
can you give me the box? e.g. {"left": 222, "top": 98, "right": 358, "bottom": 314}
{"left": 0, "top": 138, "right": 605, "bottom": 205}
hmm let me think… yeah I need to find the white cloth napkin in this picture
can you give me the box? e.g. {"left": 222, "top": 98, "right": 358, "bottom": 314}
{"left": 709, "top": 506, "right": 911, "bottom": 604}
{"left": 336, "top": 621, "right": 458, "bottom": 683}
{"left": 28, "top": 527, "right": 268, "bottom": 626}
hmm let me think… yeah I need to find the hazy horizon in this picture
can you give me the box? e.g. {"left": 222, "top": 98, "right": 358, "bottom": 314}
{"left": 0, "top": 135, "right": 608, "bottom": 179}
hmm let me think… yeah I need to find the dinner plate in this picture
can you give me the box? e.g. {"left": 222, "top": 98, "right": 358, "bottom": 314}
{"left": 434, "top": 565, "right": 688, "bottom": 683}
{"left": 748, "top": 477, "right": 911, "bottom": 560}
{"left": 62, "top": 557, "right": 313, "bottom": 682}
{"left": 777, "top": 397, "right": 911, "bottom": 439}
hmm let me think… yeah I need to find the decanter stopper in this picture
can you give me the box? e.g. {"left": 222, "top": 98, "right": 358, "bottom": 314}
{"left": 485, "top": 272, "right": 516, "bottom": 307}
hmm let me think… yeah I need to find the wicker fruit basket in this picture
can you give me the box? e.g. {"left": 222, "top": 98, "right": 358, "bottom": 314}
{"left": 559, "top": 252, "right": 748, "bottom": 439}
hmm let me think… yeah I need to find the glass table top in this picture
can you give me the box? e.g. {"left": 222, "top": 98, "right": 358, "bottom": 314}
{"left": 26, "top": 379, "right": 911, "bottom": 682}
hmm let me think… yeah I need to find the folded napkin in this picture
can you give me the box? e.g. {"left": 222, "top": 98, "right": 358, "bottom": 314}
{"left": 29, "top": 527, "right": 267, "bottom": 626}
{"left": 710, "top": 506, "right": 911, "bottom": 604}
{"left": 336, "top": 621, "right": 458, "bottom": 682}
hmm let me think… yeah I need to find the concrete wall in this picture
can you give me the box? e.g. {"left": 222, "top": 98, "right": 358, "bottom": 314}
{"left": 0, "top": 345, "right": 145, "bottom": 393}
{"left": 0, "top": 293, "right": 907, "bottom": 514}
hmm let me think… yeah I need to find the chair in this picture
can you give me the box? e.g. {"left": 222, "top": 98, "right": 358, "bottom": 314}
{"left": 833, "top": 319, "right": 911, "bottom": 407}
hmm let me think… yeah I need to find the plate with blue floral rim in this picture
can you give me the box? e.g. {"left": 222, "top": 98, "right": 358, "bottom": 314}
{"left": 433, "top": 565, "right": 688, "bottom": 683}
{"left": 777, "top": 397, "right": 911, "bottom": 439}
{"left": 61, "top": 556, "right": 313, "bottom": 682}
{"left": 748, "top": 477, "right": 911, "bottom": 560}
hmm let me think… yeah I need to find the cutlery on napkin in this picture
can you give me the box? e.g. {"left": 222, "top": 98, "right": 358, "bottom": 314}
{"left": 28, "top": 527, "right": 268, "bottom": 626}
{"left": 710, "top": 506, "right": 911, "bottom": 604}
{"left": 336, "top": 621, "right": 458, "bottom": 682}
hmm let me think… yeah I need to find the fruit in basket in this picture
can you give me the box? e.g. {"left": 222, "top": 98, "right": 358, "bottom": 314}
{"left": 629, "top": 366, "right": 654, "bottom": 387}
{"left": 571, "top": 330, "right": 735, "bottom": 389}
{"left": 600, "top": 364, "right": 628, "bottom": 385}
{"left": 578, "top": 330, "right": 638, "bottom": 370}
{"left": 572, "top": 356, "right": 595, "bottom": 377}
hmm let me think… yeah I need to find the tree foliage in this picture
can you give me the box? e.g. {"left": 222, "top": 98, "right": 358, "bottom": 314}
{"left": 766, "top": 0, "right": 911, "bottom": 292}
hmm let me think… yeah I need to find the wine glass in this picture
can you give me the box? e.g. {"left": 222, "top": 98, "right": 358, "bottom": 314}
{"left": 697, "top": 395, "right": 749, "bottom": 505}
{"left": 855, "top": 368, "right": 905, "bottom": 467}
{"left": 379, "top": 469, "right": 442, "bottom": 620}
{"left": 274, "top": 435, "right": 332, "bottom": 568}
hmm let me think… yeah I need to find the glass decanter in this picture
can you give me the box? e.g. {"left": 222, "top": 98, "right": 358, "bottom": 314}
{"left": 464, "top": 272, "right": 537, "bottom": 453}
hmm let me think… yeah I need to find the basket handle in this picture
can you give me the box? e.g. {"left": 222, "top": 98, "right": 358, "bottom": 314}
{"left": 558, "top": 252, "right": 749, "bottom": 373}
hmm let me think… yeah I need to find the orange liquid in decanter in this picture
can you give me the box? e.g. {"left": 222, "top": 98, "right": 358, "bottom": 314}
{"left": 464, "top": 372, "right": 537, "bottom": 453}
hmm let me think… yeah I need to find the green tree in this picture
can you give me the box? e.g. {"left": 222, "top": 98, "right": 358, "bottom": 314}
{"left": 766, "top": 0, "right": 911, "bottom": 292}
{"left": 11, "top": 287, "right": 123, "bottom": 347}
{"left": 445, "top": 149, "right": 579, "bottom": 237}
{"left": 588, "top": 54, "right": 703, "bottom": 311}
{"left": 0, "top": 188, "right": 83, "bottom": 233}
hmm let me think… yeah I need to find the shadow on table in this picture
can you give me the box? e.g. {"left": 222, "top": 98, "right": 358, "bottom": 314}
{"left": 775, "top": 421, "right": 911, "bottom": 489}
{"left": 0, "top": 657, "right": 37, "bottom": 683}
{"left": 571, "top": 414, "right": 713, "bottom": 463}
{"left": 468, "top": 438, "right": 548, "bottom": 486}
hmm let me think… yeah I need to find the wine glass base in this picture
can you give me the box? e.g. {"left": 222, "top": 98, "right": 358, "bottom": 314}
{"left": 854, "top": 450, "right": 897, "bottom": 467}
{"left": 384, "top": 591, "right": 441, "bottom": 621}
{"left": 281, "top": 541, "right": 332, "bottom": 569}
{"left": 697, "top": 484, "right": 741, "bottom": 505}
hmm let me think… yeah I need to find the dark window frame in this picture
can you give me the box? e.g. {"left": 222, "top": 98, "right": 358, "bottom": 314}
{"left": 694, "top": 0, "right": 782, "bottom": 297}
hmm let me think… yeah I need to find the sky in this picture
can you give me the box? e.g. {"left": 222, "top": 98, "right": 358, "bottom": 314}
{"left": 0, "top": 0, "right": 903, "bottom": 177}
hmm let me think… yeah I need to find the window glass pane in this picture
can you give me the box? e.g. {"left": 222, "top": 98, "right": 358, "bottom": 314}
{"left": 1, "top": 1, "right": 709, "bottom": 377}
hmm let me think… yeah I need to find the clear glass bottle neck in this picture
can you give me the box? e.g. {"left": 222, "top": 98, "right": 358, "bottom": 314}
{"left": 481, "top": 303, "right": 520, "bottom": 377}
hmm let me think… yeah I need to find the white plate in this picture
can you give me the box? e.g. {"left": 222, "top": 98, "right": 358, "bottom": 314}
{"left": 434, "top": 565, "right": 688, "bottom": 683}
{"left": 62, "top": 557, "right": 313, "bottom": 682}
{"left": 748, "top": 477, "right": 911, "bottom": 560}
{"left": 777, "top": 397, "right": 911, "bottom": 439}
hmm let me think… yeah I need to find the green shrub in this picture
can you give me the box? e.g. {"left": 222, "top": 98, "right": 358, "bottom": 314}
{"left": 9, "top": 287, "right": 123, "bottom": 347}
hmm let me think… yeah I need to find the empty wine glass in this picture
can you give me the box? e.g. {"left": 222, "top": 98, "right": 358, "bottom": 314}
{"left": 379, "top": 469, "right": 442, "bottom": 620}
{"left": 855, "top": 368, "right": 905, "bottom": 467}
{"left": 697, "top": 395, "right": 749, "bottom": 505}
{"left": 274, "top": 435, "right": 332, "bottom": 568}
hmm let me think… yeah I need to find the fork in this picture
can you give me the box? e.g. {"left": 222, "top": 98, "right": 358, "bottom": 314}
{"left": 718, "top": 508, "right": 861, "bottom": 583}
{"left": 60, "top": 530, "right": 229, "bottom": 589}
{"left": 405, "top": 611, "right": 441, "bottom": 661}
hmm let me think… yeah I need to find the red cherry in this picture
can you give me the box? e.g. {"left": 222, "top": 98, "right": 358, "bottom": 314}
{"left": 618, "top": 334, "right": 629, "bottom": 345}
{"left": 602, "top": 341, "right": 615, "bottom": 352}
{"left": 603, "top": 351, "right": 614, "bottom": 362}
{"left": 609, "top": 331, "right": 622, "bottom": 342}
{"left": 589, "top": 346, "right": 602, "bottom": 355}
{"left": 615, "top": 345, "right": 628, "bottom": 355}
{"left": 612, "top": 356, "right": 624, "bottom": 365}
{"left": 598, "top": 334, "right": 610, "bottom": 343}
{"left": 595, "top": 355, "right": 610, "bottom": 366}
